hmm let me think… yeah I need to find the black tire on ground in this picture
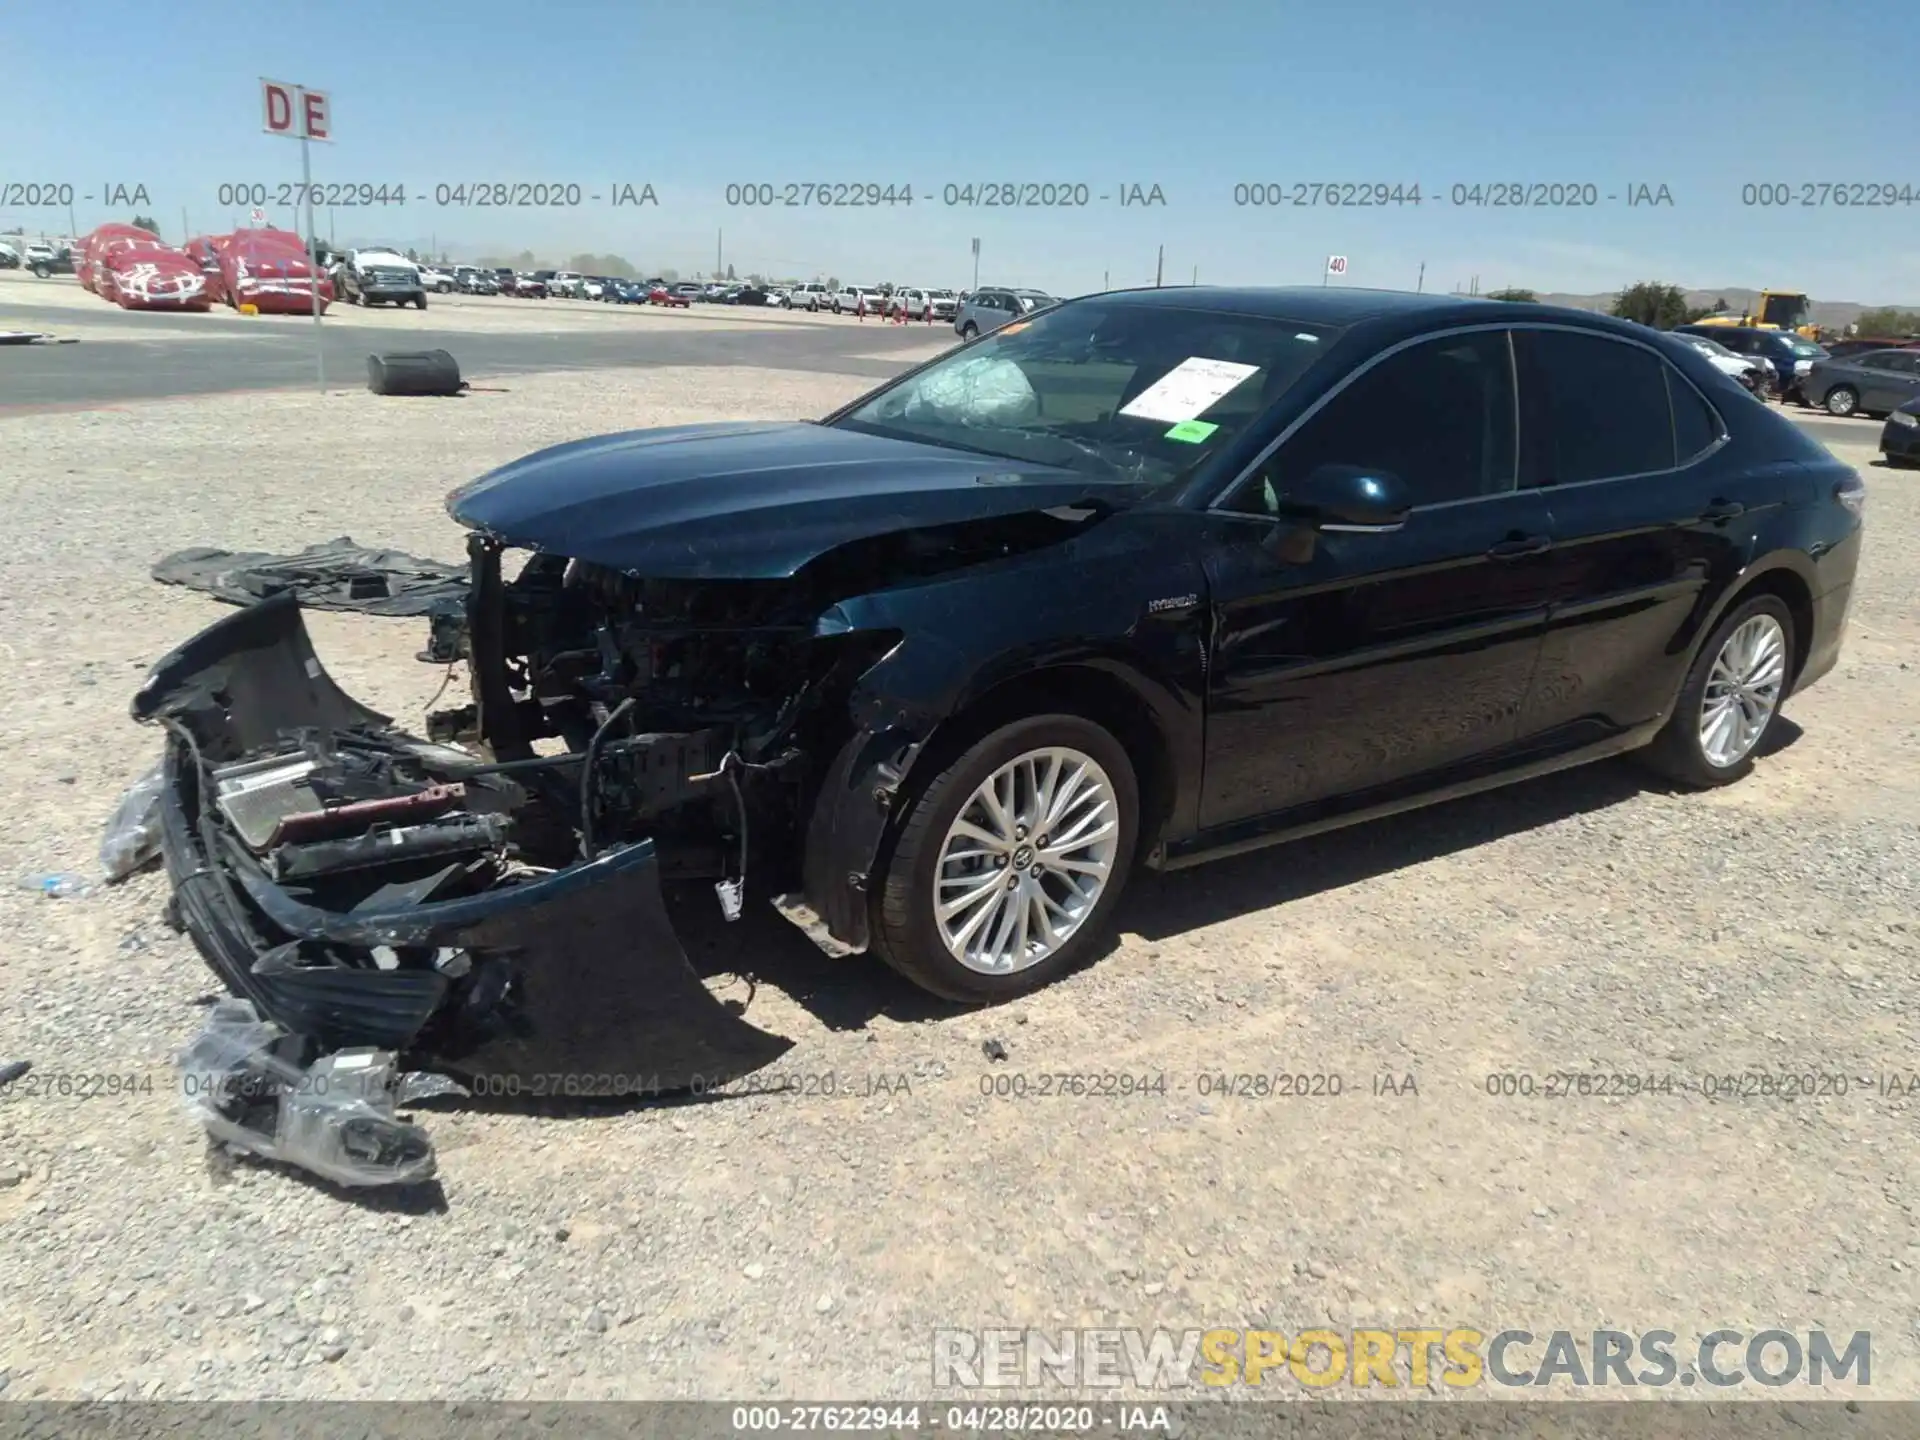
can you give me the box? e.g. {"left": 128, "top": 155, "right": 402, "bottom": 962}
{"left": 414, "top": 293, "right": 428, "bottom": 310}
{"left": 1638, "top": 593, "right": 1795, "bottom": 789}
{"left": 870, "top": 712, "right": 1139, "bottom": 1004}
{"left": 367, "top": 349, "right": 463, "bottom": 397}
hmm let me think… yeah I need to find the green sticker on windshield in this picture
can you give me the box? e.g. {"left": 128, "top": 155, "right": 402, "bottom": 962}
{"left": 1164, "top": 420, "right": 1219, "bottom": 444}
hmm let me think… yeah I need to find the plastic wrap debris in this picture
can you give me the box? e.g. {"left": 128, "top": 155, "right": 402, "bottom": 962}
{"left": 100, "top": 761, "right": 165, "bottom": 881}
{"left": 177, "top": 998, "right": 437, "bottom": 1187}
{"left": 18, "top": 872, "right": 92, "bottom": 899}
{"left": 393, "top": 1072, "right": 470, "bottom": 1104}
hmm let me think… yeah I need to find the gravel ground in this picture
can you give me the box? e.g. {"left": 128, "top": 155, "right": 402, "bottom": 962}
{"left": 0, "top": 366, "right": 1913, "bottom": 1404}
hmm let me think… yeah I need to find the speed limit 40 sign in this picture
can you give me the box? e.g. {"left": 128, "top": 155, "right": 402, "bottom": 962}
{"left": 1325, "top": 254, "right": 1349, "bottom": 276}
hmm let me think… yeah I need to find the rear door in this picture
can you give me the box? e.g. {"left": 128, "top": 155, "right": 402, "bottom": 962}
{"left": 1512, "top": 327, "right": 1776, "bottom": 749}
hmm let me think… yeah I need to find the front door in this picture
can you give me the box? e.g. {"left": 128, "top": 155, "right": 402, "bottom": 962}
{"left": 1200, "top": 328, "right": 1558, "bottom": 832}
{"left": 1857, "top": 351, "right": 1920, "bottom": 414}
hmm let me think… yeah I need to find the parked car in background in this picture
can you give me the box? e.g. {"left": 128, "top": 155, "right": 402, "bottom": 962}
{"left": 417, "top": 263, "right": 457, "bottom": 294}
{"left": 1670, "top": 331, "right": 1772, "bottom": 396}
{"left": 26, "top": 246, "right": 76, "bottom": 278}
{"left": 649, "top": 282, "right": 692, "bottom": 307}
{"left": 1823, "top": 337, "right": 1920, "bottom": 361}
{"left": 954, "top": 287, "right": 1057, "bottom": 338}
{"left": 832, "top": 284, "right": 884, "bottom": 314}
{"left": 1799, "top": 349, "right": 1920, "bottom": 418}
{"left": 789, "top": 281, "right": 830, "bottom": 312}
{"left": 332, "top": 248, "right": 427, "bottom": 308}
{"left": 1882, "top": 396, "right": 1920, "bottom": 467}
{"left": 514, "top": 272, "right": 549, "bottom": 299}
{"left": 95, "top": 236, "right": 212, "bottom": 311}
{"left": 0, "top": 241, "right": 19, "bottom": 270}
{"left": 490, "top": 267, "right": 519, "bottom": 294}
{"left": 728, "top": 285, "right": 770, "bottom": 306}
{"left": 468, "top": 270, "right": 500, "bottom": 296}
{"left": 1674, "top": 324, "right": 1826, "bottom": 404}
{"left": 580, "top": 276, "right": 606, "bottom": 300}
{"left": 887, "top": 287, "right": 958, "bottom": 321}
{"left": 229, "top": 231, "right": 333, "bottom": 314}
{"left": 548, "top": 270, "right": 584, "bottom": 298}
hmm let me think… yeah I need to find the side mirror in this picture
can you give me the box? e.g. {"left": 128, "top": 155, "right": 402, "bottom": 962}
{"left": 1278, "top": 464, "right": 1411, "bottom": 532}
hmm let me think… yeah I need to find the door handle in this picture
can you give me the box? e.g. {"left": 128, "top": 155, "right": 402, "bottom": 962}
{"left": 1698, "top": 500, "right": 1746, "bottom": 522}
{"left": 1485, "top": 533, "right": 1552, "bottom": 559}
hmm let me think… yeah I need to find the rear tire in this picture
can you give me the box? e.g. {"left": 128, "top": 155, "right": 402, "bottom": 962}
{"left": 1824, "top": 386, "right": 1859, "bottom": 417}
{"left": 960, "top": 322, "right": 978, "bottom": 339}
{"left": 415, "top": 293, "right": 428, "bottom": 310}
{"left": 870, "top": 713, "right": 1139, "bottom": 1004}
{"left": 1639, "top": 595, "right": 1795, "bottom": 789}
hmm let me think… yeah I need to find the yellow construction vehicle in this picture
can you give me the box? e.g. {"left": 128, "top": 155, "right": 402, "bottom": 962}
{"left": 1689, "top": 290, "right": 1817, "bottom": 338}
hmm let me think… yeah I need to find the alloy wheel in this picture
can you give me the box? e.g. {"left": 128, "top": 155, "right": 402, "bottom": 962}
{"left": 1825, "top": 387, "right": 1857, "bottom": 417}
{"left": 1698, "top": 613, "right": 1787, "bottom": 768}
{"left": 932, "top": 747, "right": 1120, "bottom": 975}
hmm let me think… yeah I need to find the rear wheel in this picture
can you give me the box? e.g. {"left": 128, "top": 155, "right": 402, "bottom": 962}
{"left": 960, "top": 322, "right": 978, "bottom": 339}
{"left": 871, "top": 714, "right": 1138, "bottom": 1003}
{"left": 1824, "top": 386, "right": 1859, "bottom": 417}
{"left": 414, "top": 293, "right": 428, "bottom": 310}
{"left": 1639, "top": 595, "right": 1794, "bottom": 788}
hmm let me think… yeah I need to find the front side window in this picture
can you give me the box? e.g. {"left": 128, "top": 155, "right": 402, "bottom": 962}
{"left": 837, "top": 299, "right": 1338, "bottom": 487}
{"left": 1234, "top": 330, "right": 1517, "bottom": 514}
{"left": 1515, "top": 329, "right": 1675, "bottom": 485}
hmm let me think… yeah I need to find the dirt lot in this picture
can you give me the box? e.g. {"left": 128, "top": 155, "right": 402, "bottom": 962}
{"left": 0, "top": 367, "right": 1914, "bottom": 1404}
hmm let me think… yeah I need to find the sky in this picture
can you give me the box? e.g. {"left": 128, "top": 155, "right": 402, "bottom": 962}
{"left": 3, "top": 0, "right": 1915, "bottom": 303}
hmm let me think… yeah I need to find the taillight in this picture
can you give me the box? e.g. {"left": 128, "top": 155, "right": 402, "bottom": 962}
{"left": 1835, "top": 472, "right": 1866, "bottom": 518}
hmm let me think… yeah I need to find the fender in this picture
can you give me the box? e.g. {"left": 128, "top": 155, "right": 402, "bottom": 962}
{"left": 797, "top": 533, "right": 1211, "bottom": 951}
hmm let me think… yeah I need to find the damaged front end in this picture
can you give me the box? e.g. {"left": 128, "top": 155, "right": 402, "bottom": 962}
{"left": 137, "top": 590, "right": 805, "bottom": 1181}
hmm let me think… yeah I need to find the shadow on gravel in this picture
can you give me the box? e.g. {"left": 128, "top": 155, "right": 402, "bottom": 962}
{"left": 1117, "top": 731, "right": 1799, "bottom": 944}
{"left": 634, "top": 721, "right": 1814, "bottom": 1040}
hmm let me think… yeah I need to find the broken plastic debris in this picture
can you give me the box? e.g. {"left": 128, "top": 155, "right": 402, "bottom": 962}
{"left": 99, "top": 761, "right": 166, "bottom": 882}
{"left": 177, "top": 998, "right": 436, "bottom": 1187}
{"left": 20, "top": 873, "right": 92, "bottom": 899}
{"left": 715, "top": 877, "right": 745, "bottom": 922}
{"left": 394, "top": 1072, "right": 471, "bottom": 1104}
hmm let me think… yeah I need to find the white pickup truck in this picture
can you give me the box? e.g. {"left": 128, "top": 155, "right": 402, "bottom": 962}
{"left": 549, "top": 270, "right": 585, "bottom": 298}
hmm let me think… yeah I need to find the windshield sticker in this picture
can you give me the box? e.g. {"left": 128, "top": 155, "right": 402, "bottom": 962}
{"left": 1163, "top": 419, "right": 1220, "bottom": 443}
{"left": 1118, "top": 357, "right": 1260, "bottom": 423}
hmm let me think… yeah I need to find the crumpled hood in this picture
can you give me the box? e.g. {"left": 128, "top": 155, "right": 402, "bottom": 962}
{"left": 445, "top": 421, "right": 1132, "bottom": 577}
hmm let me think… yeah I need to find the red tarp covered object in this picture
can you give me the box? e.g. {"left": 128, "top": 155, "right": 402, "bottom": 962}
{"left": 95, "top": 236, "right": 213, "bottom": 311}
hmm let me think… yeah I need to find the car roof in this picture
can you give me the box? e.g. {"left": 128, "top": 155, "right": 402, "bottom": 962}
{"left": 1070, "top": 284, "right": 1681, "bottom": 344}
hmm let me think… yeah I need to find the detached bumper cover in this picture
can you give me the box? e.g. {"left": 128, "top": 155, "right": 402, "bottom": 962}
{"left": 139, "top": 595, "right": 792, "bottom": 1114}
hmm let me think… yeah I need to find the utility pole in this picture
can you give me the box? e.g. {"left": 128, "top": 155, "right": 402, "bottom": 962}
{"left": 181, "top": 207, "right": 190, "bottom": 243}
{"left": 1155, "top": 245, "right": 1163, "bottom": 287}
{"left": 1416, "top": 261, "right": 1425, "bottom": 294}
{"left": 717, "top": 229, "right": 723, "bottom": 276}
{"left": 67, "top": 198, "right": 78, "bottom": 247}
{"left": 1191, "top": 265, "right": 1197, "bottom": 286}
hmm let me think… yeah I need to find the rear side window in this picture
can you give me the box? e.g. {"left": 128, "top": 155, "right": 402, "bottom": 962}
{"left": 1667, "top": 368, "right": 1723, "bottom": 462}
{"left": 1516, "top": 329, "right": 1675, "bottom": 485}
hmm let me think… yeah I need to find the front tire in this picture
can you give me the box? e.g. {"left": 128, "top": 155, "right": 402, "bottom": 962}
{"left": 1639, "top": 595, "right": 1794, "bottom": 789}
{"left": 960, "top": 322, "right": 978, "bottom": 339}
{"left": 871, "top": 714, "right": 1139, "bottom": 1003}
{"left": 415, "top": 293, "right": 428, "bottom": 310}
{"left": 1824, "top": 386, "right": 1858, "bottom": 417}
